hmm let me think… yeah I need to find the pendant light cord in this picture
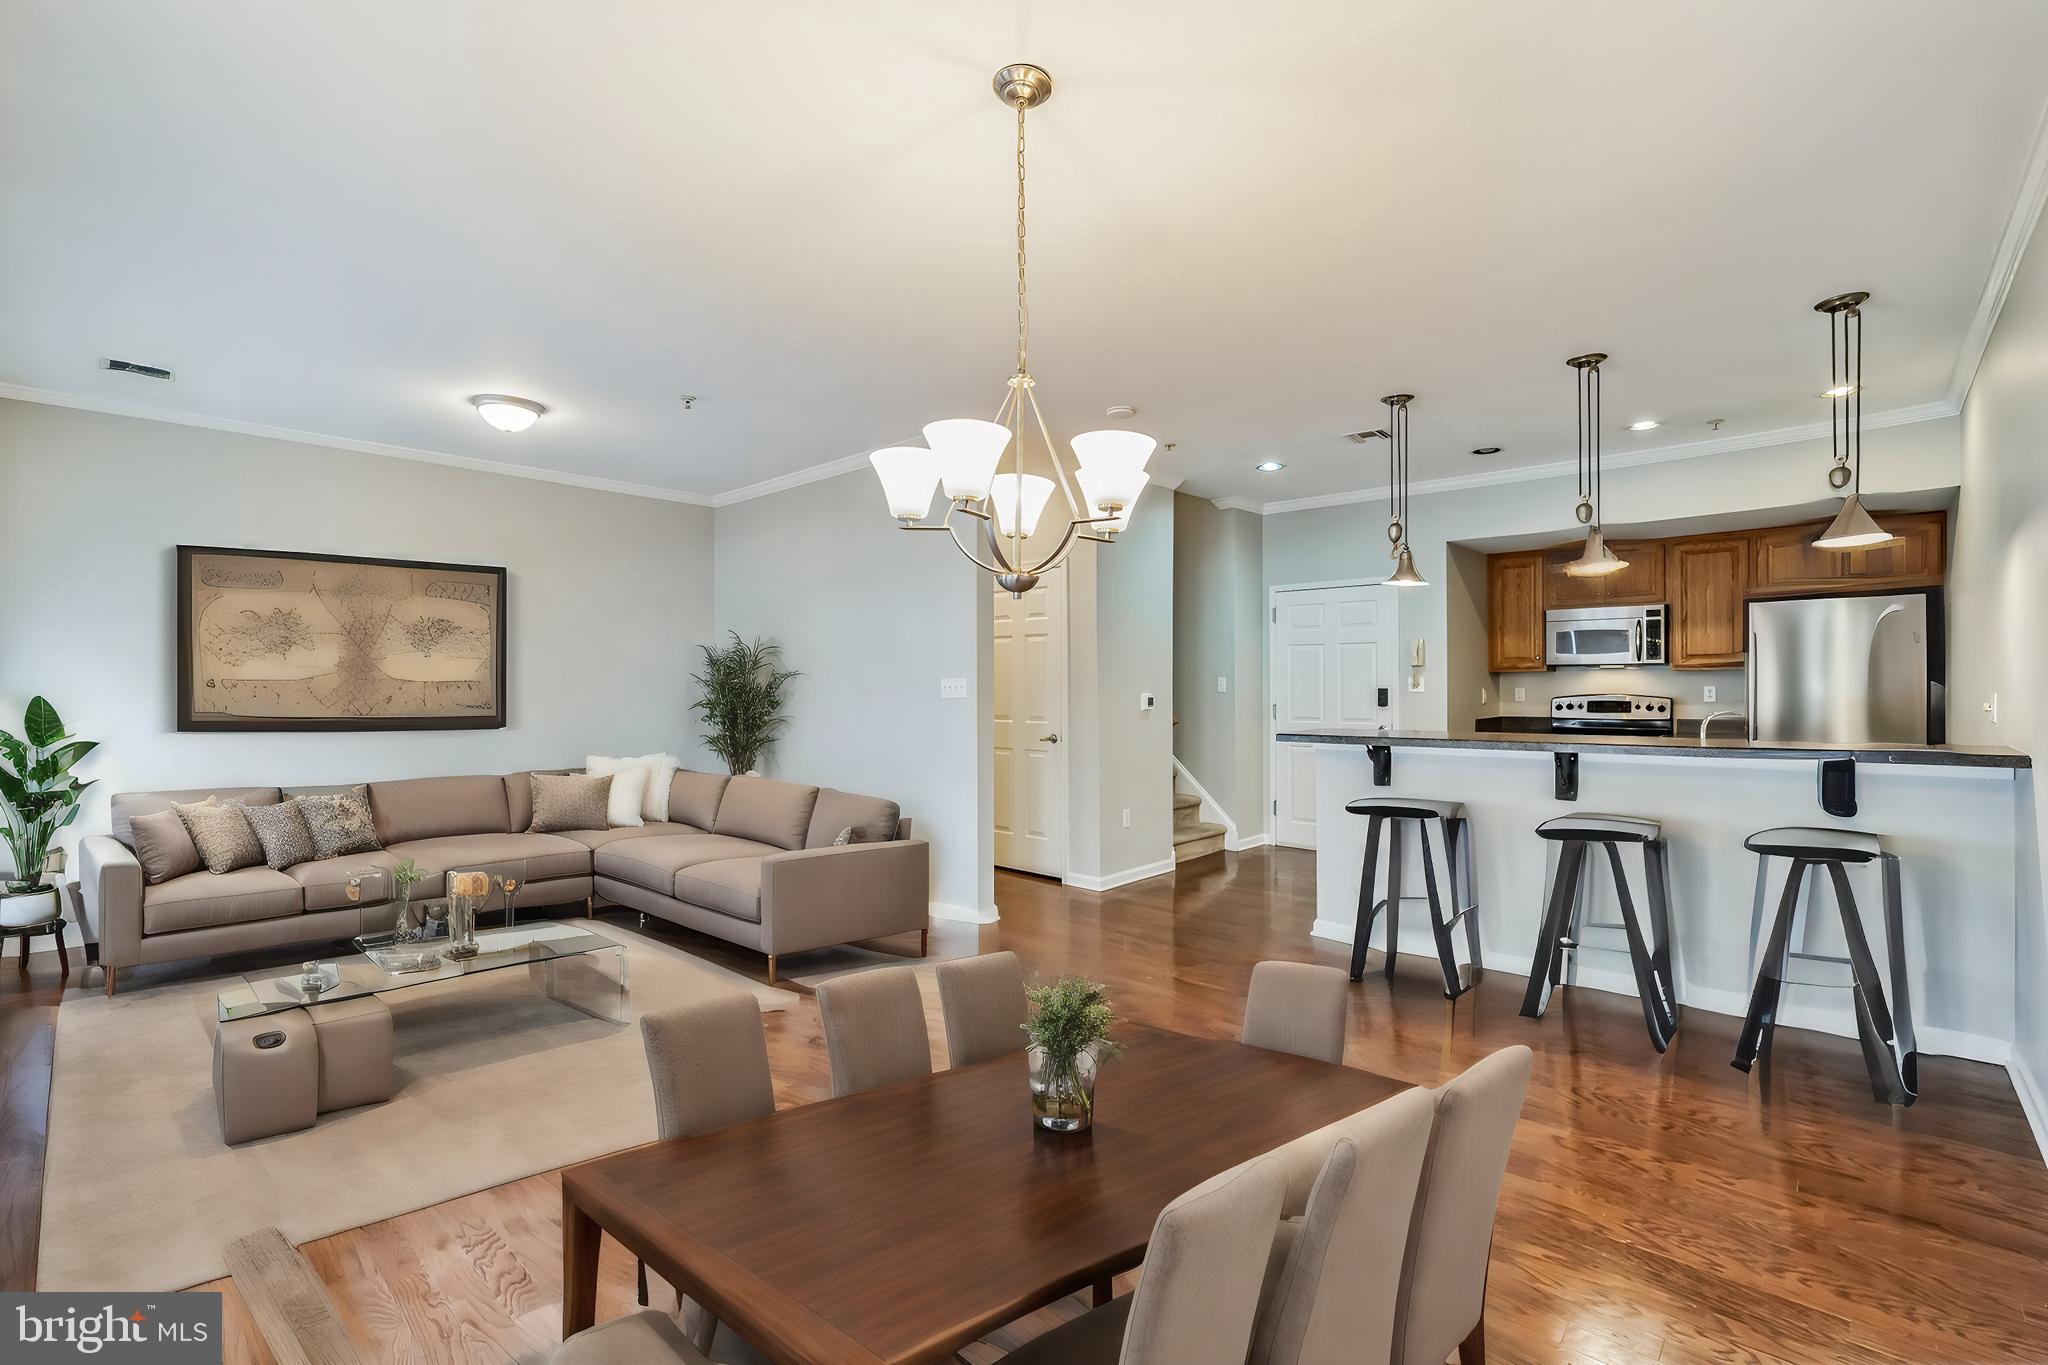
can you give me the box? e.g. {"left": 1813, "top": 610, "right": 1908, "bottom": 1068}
{"left": 1016, "top": 99, "right": 1030, "bottom": 379}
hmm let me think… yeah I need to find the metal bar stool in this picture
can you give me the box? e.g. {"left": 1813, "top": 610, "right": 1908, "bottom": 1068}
{"left": 1343, "top": 797, "right": 1481, "bottom": 999}
{"left": 1519, "top": 814, "right": 1677, "bottom": 1051}
{"left": 1732, "top": 826, "right": 1917, "bottom": 1106}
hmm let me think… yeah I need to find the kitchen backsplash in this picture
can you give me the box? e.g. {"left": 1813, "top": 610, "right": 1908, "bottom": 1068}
{"left": 1490, "top": 666, "right": 1747, "bottom": 719}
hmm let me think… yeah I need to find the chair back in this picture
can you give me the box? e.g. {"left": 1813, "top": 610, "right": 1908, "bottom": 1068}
{"left": 1392, "top": 1046, "right": 1534, "bottom": 1365}
{"left": 1118, "top": 1156, "right": 1287, "bottom": 1365}
{"left": 815, "top": 965, "right": 933, "bottom": 1097}
{"left": 1248, "top": 1088, "right": 1434, "bottom": 1365}
{"left": 935, "top": 951, "right": 1029, "bottom": 1066}
{"left": 1240, "top": 961, "right": 1350, "bottom": 1064}
{"left": 638, "top": 994, "right": 776, "bottom": 1140}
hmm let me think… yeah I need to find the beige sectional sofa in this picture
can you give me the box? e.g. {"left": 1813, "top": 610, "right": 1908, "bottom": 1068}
{"left": 77, "top": 769, "right": 927, "bottom": 993}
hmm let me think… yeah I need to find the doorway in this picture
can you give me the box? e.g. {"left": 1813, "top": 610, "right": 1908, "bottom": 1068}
{"left": 1269, "top": 581, "right": 1401, "bottom": 849}
{"left": 993, "top": 575, "right": 1068, "bottom": 877}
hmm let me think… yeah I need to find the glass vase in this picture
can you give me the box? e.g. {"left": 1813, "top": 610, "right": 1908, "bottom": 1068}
{"left": 1028, "top": 1043, "right": 1101, "bottom": 1133}
{"left": 446, "top": 868, "right": 489, "bottom": 958}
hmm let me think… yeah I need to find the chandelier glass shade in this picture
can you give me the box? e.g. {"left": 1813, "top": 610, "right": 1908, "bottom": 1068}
{"left": 1812, "top": 291, "right": 1895, "bottom": 549}
{"left": 869, "top": 65, "right": 1155, "bottom": 596}
{"left": 1564, "top": 353, "right": 1630, "bottom": 578}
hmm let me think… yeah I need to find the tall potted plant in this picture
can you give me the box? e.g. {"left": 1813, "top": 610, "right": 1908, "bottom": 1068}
{"left": 690, "top": 633, "right": 798, "bottom": 776}
{"left": 0, "top": 697, "right": 97, "bottom": 928}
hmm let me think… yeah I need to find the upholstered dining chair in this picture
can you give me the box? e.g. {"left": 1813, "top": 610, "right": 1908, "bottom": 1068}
{"left": 1247, "top": 1087, "right": 1436, "bottom": 1365}
{"left": 553, "top": 1308, "right": 708, "bottom": 1364}
{"left": 635, "top": 993, "right": 777, "bottom": 1351}
{"left": 1392, "top": 1045, "right": 1535, "bottom": 1365}
{"left": 815, "top": 964, "right": 933, "bottom": 1097}
{"left": 999, "top": 1155, "right": 1289, "bottom": 1365}
{"left": 1240, "top": 960, "right": 1351, "bottom": 1065}
{"left": 935, "top": 950, "right": 1029, "bottom": 1066}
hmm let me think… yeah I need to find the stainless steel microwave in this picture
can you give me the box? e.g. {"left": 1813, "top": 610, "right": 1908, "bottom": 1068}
{"left": 1545, "top": 604, "right": 1666, "bottom": 667}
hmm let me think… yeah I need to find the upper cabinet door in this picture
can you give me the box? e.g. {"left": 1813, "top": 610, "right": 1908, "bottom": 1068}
{"left": 1541, "top": 550, "right": 1608, "bottom": 609}
{"left": 1598, "top": 540, "right": 1668, "bottom": 605}
{"left": 1751, "top": 510, "right": 1946, "bottom": 597}
{"left": 1668, "top": 535, "right": 1749, "bottom": 668}
{"left": 1488, "top": 551, "right": 1546, "bottom": 672}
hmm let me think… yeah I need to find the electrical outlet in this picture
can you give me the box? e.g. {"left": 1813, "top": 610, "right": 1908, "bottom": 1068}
{"left": 938, "top": 677, "right": 967, "bottom": 699}
{"left": 1216, "top": 676, "right": 1228, "bottom": 693}
{"left": 1121, "top": 808, "right": 1132, "bottom": 828}
{"left": 1703, "top": 685, "right": 1717, "bottom": 703}
{"left": 1514, "top": 686, "right": 1527, "bottom": 703}
{"left": 1479, "top": 687, "right": 1489, "bottom": 705}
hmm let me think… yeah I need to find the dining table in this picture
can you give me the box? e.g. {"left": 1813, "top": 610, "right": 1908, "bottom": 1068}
{"left": 560, "top": 1022, "right": 1408, "bottom": 1364}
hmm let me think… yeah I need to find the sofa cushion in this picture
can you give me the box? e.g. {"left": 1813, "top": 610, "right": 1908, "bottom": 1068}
{"left": 110, "top": 787, "right": 282, "bottom": 850}
{"left": 367, "top": 775, "right": 511, "bottom": 846}
{"left": 143, "top": 866, "right": 303, "bottom": 935}
{"left": 594, "top": 834, "right": 779, "bottom": 895}
{"left": 667, "top": 771, "right": 730, "bottom": 829}
{"left": 290, "top": 850, "right": 404, "bottom": 912}
{"left": 555, "top": 822, "right": 700, "bottom": 851}
{"left": 384, "top": 833, "right": 592, "bottom": 890}
{"left": 713, "top": 776, "right": 818, "bottom": 852}
{"left": 672, "top": 858, "right": 764, "bottom": 923}
{"left": 806, "top": 789, "right": 902, "bottom": 849}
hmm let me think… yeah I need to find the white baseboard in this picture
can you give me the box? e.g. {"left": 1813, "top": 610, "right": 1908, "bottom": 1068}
{"left": 928, "top": 901, "right": 999, "bottom": 924}
{"left": 1067, "top": 858, "right": 1177, "bottom": 893}
{"left": 2011, "top": 1045, "right": 2048, "bottom": 1165}
{"left": 1230, "top": 832, "right": 1271, "bottom": 852}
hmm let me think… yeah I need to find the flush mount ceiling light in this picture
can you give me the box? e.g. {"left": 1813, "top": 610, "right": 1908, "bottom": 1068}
{"left": 1813, "top": 291, "right": 1896, "bottom": 549}
{"left": 869, "top": 64, "right": 1153, "bottom": 597}
{"left": 1563, "top": 353, "right": 1630, "bottom": 578}
{"left": 1472, "top": 446, "right": 1501, "bottom": 455}
{"left": 1628, "top": 419, "right": 1660, "bottom": 431}
{"left": 1255, "top": 460, "right": 1286, "bottom": 473}
{"left": 469, "top": 394, "right": 546, "bottom": 433}
{"left": 1379, "top": 395, "right": 1427, "bottom": 588}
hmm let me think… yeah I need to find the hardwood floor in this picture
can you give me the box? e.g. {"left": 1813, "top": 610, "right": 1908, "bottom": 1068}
{"left": 7, "top": 847, "right": 2048, "bottom": 1363}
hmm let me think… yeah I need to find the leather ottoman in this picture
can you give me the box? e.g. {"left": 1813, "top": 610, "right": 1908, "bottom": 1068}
{"left": 214, "top": 1010, "right": 317, "bottom": 1144}
{"left": 308, "top": 996, "right": 394, "bottom": 1113}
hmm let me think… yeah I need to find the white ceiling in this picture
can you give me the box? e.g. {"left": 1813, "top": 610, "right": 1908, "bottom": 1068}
{"left": 5, "top": 2, "right": 2048, "bottom": 506}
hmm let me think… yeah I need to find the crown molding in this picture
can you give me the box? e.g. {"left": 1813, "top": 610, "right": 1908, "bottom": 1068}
{"left": 0, "top": 382, "right": 720, "bottom": 506}
{"left": 1232, "top": 399, "right": 1958, "bottom": 516}
{"left": 1211, "top": 495, "right": 1264, "bottom": 513}
{"left": 710, "top": 450, "right": 874, "bottom": 506}
{"left": 1947, "top": 94, "right": 2048, "bottom": 413}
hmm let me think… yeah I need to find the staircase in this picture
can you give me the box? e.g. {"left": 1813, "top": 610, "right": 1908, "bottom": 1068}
{"left": 1172, "top": 789, "right": 1227, "bottom": 864}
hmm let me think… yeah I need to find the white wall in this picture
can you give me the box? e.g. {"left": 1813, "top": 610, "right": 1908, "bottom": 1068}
{"left": 1948, "top": 193, "right": 2048, "bottom": 1153}
{"left": 0, "top": 399, "right": 715, "bottom": 874}
{"left": 712, "top": 468, "right": 992, "bottom": 919}
{"left": 1173, "top": 493, "right": 1265, "bottom": 832}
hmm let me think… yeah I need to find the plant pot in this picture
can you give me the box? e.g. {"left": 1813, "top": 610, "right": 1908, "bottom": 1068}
{"left": 1028, "top": 1043, "right": 1102, "bottom": 1133}
{"left": 1, "top": 884, "right": 61, "bottom": 929}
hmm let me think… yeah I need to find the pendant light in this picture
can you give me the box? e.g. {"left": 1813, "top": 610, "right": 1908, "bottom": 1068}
{"left": 1813, "top": 291, "right": 1896, "bottom": 549}
{"left": 1380, "top": 394, "right": 1427, "bottom": 587}
{"left": 867, "top": 64, "right": 1153, "bottom": 596}
{"left": 1563, "top": 353, "right": 1629, "bottom": 577}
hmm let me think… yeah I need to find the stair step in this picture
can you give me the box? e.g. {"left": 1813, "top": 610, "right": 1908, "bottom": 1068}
{"left": 1172, "top": 791, "right": 1200, "bottom": 813}
{"left": 1174, "top": 827, "right": 1227, "bottom": 864}
{"left": 1173, "top": 820, "right": 1226, "bottom": 846}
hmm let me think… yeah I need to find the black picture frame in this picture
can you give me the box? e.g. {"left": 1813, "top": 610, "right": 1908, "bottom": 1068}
{"left": 176, "top": 544, "right": 508, "bottom": 732}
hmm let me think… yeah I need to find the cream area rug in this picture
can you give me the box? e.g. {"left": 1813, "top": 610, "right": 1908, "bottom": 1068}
{"left": 779, "top": 918, "right": 983, "bottom": 988}
{"left": 37, "top": 920, "right": 796, "bottom": 1292}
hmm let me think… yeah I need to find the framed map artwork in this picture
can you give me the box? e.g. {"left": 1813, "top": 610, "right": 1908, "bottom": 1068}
{"left": 176, "top": 546, "right": 508, "bottom": 731}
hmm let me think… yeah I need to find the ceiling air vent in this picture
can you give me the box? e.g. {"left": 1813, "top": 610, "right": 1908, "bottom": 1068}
{"left": 1344, "top": 428, "right": 1390, "bottom": 443}
{"left": 101, "top": 358, "right": 174, "bottom": 380}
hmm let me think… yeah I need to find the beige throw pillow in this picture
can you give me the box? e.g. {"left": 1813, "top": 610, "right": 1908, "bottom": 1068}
{"left": 129, "top": 807, "right": 201, "bottom": 884}
{"left": 298, "top": 786, "right": 382, "bottom": 858}
{"left": 173, "top": 796, "right": 265, "bottom": 875}
{"left": 529, "top": 772, "right": 613, "bottom": 833}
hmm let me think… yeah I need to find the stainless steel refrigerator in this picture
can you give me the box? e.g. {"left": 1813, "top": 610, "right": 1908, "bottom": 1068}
{"left": 1746, "top": 590, "right": 1945, "bottom": 744}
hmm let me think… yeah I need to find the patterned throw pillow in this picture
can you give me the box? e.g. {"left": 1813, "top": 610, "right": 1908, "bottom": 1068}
{"left": 244, "top": 799, "right": 317, "bottom": 870}
{"left": 529, "top": 772, "right": 613, "bottom": 833}
{"left": 298, "top": 787, "right": 383, "bottom": 859}
{"left": 173, "top": 797, "right": 265, "bottom": 875}
{"left": 129, "top": 807, "right": 201, "bottom": 884}
{"left": 832, "top": 825, "right": 862, "bottom": 846}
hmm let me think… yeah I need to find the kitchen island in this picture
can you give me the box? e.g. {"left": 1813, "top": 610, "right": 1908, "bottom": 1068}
{"left": 1278, "top": 727, "right": 2031, "bottom": 1062}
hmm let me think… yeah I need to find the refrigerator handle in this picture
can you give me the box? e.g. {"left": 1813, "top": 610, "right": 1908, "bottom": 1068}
{"left": 1746, "top": 627, "right": 1758, "bottom": 739}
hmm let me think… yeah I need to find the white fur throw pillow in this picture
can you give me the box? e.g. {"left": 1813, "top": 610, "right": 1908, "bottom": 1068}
{"left": 588, "top": 753, "right": 681, "bottom": 823}
{"left": 585, "top": 759, "right": 648, "bottom": 828}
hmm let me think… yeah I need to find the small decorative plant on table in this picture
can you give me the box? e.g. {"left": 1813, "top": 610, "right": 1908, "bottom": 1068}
{"left": 1023, "top": 976, "right": 1124, "bottom": 1133}
{"left": 388, "top": 858, "right": 426, "bottom": 937}
{"left": 690, "top": 632, "right": 798, "bottom": 776}
{"left": 0, "top": 697, "right": 96, "bottom": 929}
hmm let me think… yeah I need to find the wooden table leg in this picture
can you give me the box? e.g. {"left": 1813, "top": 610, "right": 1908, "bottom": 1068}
{"left": 562, "top": 1186, "right": 602, "bottom": 1340}
{"left": 1092, "top": 1278, "right": 1114, "bottom": 1307}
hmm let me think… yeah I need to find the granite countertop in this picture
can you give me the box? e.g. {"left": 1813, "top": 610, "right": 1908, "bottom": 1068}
{"left": 1275, "top": 727, "right": 2031, "bottom": 769}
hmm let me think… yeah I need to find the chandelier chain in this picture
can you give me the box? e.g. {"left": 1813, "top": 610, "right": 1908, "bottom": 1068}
{"left": 1016, "top": 99, "right": 1030, "bottom": 377}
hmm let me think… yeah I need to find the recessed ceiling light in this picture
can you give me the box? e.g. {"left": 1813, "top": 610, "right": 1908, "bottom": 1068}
{"left": 1628, "top": 420, "right": 1660, "bottom": 431}
{"left": 1254, "top": 460, "right": 1286, "bottom": 473}
{"left": 469, "top": 394, "right": 546, "bottom": 433}
{"left": 1820, "top": 383, "right": 1858, "bottom": 399}
{"left": 1471, "top": 446, "right": 1501, "bottom": 456}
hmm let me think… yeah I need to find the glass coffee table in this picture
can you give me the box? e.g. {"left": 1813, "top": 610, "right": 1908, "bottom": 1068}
{"left": 216, "top": 922, "right": 629, "bottom": 1024}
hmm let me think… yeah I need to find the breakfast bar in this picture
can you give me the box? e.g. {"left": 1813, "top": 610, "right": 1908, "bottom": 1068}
{"left": 1278, "top": 728, "right": 2031, "bottom": 1064}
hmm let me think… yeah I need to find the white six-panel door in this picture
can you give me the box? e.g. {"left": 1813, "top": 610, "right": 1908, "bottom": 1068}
{"left": 993, "top": 577, "right": 1068, "bottom": 876}
{"left": 1270, "top": 584, "right": 1398, "bottom": 849}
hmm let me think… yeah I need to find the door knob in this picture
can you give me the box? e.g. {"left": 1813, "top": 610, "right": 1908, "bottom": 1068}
{"left": 1041, "top": 733, "right": 1060, "bottom": 744}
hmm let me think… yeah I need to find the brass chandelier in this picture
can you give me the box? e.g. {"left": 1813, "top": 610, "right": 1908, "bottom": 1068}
{"left": 868, "top": 64, "right": 1157, "bottom": 596}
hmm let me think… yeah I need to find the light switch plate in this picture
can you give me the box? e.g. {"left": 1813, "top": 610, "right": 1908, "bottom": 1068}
{"left": 1139, "top": 692, "right": 1156, "bottom": 712}
{"left": 1121, "top": 808, "right": 1132, "bottom": 828}
{"left": 1408, "top": 673, "right": 1424, "bottom": 693}
{"left": 1216, "top": 676, "right": 1228, "bottom": 693}
{"left": 939, "top": 677, "right": 968, "bottom": 699}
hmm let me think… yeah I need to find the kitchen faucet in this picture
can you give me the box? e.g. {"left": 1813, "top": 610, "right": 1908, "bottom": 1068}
{"left": 1699, "top": 709, "right": 1742, "bottom": 742}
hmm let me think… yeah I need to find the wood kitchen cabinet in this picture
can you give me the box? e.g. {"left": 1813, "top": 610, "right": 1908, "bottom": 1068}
{"left": 1749, "top": 510, "right": 1946, "bottom": 597}
{"left": 1487, "top": 551, "right": 1546, "bottom": 672}
{"left": 1667, "top": 535, "right": 1750, "bottom": 668}
{"left": 1540, "top": 537, "right": 1666, "bottom": 608}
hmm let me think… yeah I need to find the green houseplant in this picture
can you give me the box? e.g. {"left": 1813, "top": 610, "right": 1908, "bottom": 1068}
{"left": 690, "top": 632, "right": 798, "bottom": 776}
{"left": 0, "top": 696, "right": 97, "bottom": 928}
{"left": 1023, "top": 976, "right": 1124, "bottom": 1132}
